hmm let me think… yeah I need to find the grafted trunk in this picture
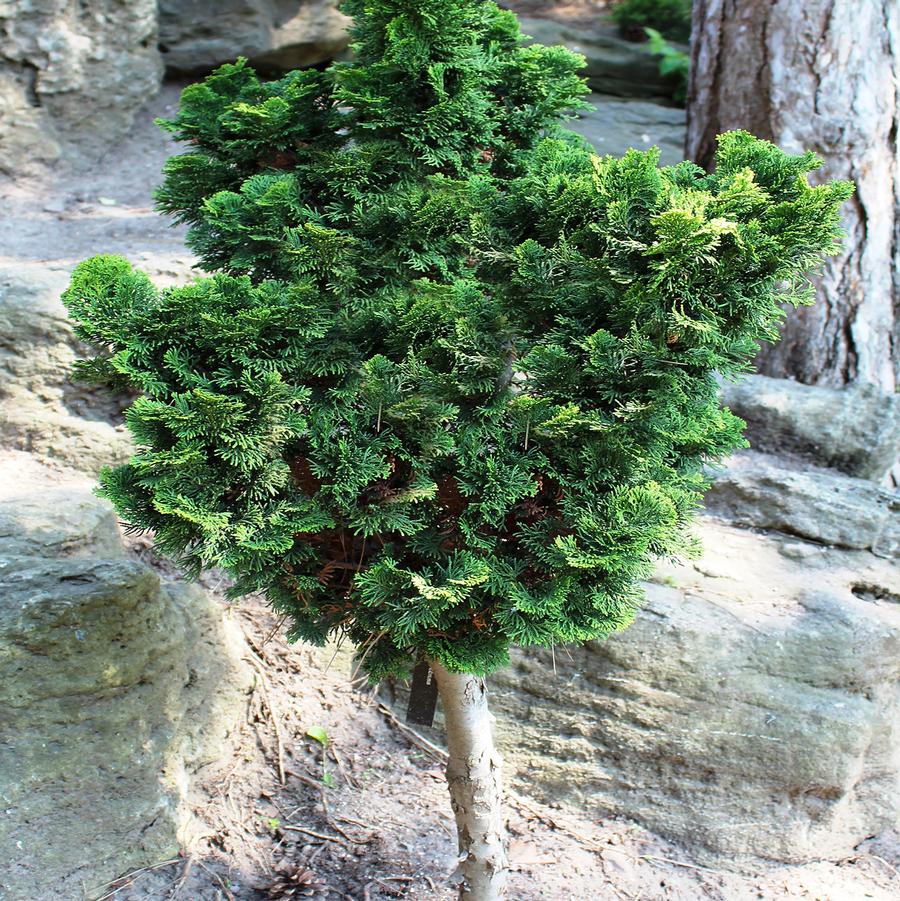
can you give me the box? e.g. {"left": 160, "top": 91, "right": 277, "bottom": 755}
{"left": 430, "top": 661, "right": 507, "bottom": 901}
{"left": 687, "top": 0, "right": 900, "bottom": 391}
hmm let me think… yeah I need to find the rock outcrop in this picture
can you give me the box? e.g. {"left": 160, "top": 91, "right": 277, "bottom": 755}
{"left": 492, "top": 513, "right": 900, "bottom": 868}
{"left": 0, "top": 1, "right": 162, "bottom": 175}
{"left": 158, "top": 0, "right": 351, "bottom": 73}
{"left": 0, "top": 265, "right": 132, "bottom": 474}
{"left": 0, "top": 452, "right": 251, "bottom": 901}
{"left": 705, "top": 451, "right": 900, "bottom": 558}
{"left": 569, "top": 94, "right": 685, "bottom": 166}
{"left": 721, "top": 374, "right": 900, "bottom": 484}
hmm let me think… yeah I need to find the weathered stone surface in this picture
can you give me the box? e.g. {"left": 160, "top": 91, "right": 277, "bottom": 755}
{"left": 491, "top": 515, "right": 900, "bottom": 868}
{"left": 0, "top": 1, "right": 162, "bottom": 175}
{"left": 158, "top": 0, "right": 351, "bottom": 73}
{"left": 704, "top": 451, "right": 900, "bottom": 558}
{"left": 518, "top": 15, "right": 685, "bottom": 100}
{"left": 0, "top": 452, "right": 251, "bottom": 901}
{"left": 720, "top": 374, "right": 900, "bottom": 483}
{"left": 0, "top": 265, "right": 133, "bottom": 474}
{"left": 569, "top": 93, "right": 685, "bottom": 166}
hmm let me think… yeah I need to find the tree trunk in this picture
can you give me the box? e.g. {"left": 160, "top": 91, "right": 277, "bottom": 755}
{"left": 430, "top": 661, "right": 508, "bottom": 901}
{"left": 686, "top": 0, "right": 900, "bottom": 391}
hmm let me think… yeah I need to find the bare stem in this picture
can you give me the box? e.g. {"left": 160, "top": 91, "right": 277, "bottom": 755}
{"left": 430, "top": 661, "right": 507, "bottom": 901}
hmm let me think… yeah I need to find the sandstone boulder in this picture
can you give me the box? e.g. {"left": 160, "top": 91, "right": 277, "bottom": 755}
{"left": 490, "top": 514, "right": 900, "bottom": 868}
{"left": 705, "top": 451, "right": 900, "bottom": 558}
{"left": 569, "top": 93, "right": 685, "bottom": 166}
{"left": 0, "top": 452, "right": 251, "bottom": 901}
{"left": 720, "top": 374, "right": 900, "bottom": 484}
{"left": 158, "top": 0, "right": 351, "bottom": 73}
{"left": 0, "top": 265, "right": 132, "bottom": 474}
{"left": 0, "top": 1, "right": 162, "bottom": 175}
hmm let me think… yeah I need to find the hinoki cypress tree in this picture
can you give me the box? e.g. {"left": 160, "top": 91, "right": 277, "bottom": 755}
{"left": 62, "top": 2, "right": 851, "bottom": 898}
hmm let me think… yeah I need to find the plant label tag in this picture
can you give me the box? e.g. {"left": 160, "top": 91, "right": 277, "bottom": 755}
{"left": 406, "top": 659, "right": 438, "bottom": 726}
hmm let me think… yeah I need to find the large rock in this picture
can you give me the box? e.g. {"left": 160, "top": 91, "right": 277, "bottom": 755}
{"left": 705, "top": 451, "right": 900, "bottom": 558}
{"left": 517, "top": 15, "right": 685, "bottom": 100}
{"left": 0, "top": 452, "right": 251, "bottom": 901}
{"left": 569, "top": 93, "right": 685, "bottom": 166}
{"left": 0, "top": 265, "right": 133, "bottom": 474}
{"left": 0, "top": 1, "right": 162, "bottom": 175}
{"left": 720, "top": 374, "right": 900, "bottom": 484}
{"left": 491, "top": 515, "right": 900, "bottom": 868}
{"left": 158, "top": 0, "right": 351, "bottom": 73}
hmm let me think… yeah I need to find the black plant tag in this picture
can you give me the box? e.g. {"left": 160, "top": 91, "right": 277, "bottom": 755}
{"left": 406, "top": 659, "right": 438, "bottom": 726}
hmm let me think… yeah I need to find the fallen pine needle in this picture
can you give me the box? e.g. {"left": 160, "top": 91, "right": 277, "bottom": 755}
{"left": 866, "top": 853, "right": 900, "bottom": 882}
{"left": 259, "top": 612, "right": 289, "bottom": 648}
{"left": 330, "top": 744, "right": 360, "bottom": 789}
{"left": 373, "top": 876, "right": 406, "bottom": 896}
{"left": 336, "top": 813, "right": 376, "bottom": 831}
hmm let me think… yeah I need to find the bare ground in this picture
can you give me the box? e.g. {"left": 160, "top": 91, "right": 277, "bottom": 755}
{"left": 90, "top": 548, "right": 900, "bottom": 901}
{"left": 3, "top": 82, "right": 900, "bottom": 901}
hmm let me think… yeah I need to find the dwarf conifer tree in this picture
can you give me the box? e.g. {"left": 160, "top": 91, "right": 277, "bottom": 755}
{"left": 62, "top": 1, "right": 851, "bottom": 898}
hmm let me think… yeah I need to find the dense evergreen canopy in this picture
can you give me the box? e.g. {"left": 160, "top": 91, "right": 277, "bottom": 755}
{"left": 63, "top": 0, "right": 851, "bottom": 679}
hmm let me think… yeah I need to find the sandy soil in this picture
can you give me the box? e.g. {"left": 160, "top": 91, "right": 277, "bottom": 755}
{"left": 3, "top": 82, "right": 899, "bottom": 901}
{"left": 0, "top": 82, "right": 193, "bottom": 281}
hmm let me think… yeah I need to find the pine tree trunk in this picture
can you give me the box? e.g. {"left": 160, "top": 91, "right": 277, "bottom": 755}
{"left": 430, "top": 661, "right": 508, "bottom": 901}
{"left": 686, "top": 0, "right": 900, "bottom": 391}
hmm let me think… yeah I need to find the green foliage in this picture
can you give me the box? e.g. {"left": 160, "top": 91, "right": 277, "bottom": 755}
{"left": 612, "top": 0, "right": 693, "bottom": 44}
{"left": 644, "top": 27, "right": 689, "bottom": 106}
{"left": 63, "top": 0, "right": 851, "bottom": 681}
{"left": 306, "top": 726, "right": 330, "bottom": 747}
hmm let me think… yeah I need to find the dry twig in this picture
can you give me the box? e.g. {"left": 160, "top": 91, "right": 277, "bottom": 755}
{"left": 281, "top": 823, "right": 350, "bottom": 847}
{"left": 167, "top": 856, "right": 194, "bottom": 899}
{"left": 93, "top": 858, "right": 181, "bottom": 901}
{"left": 320, "top": 789, "right": 375, "bottom": 845}
{"left": 330, "top": 744, "right": 361, "bottom": 789}
{"left": 336, "top": 813, "right": 376, "bottom": 831}
{"left": 376, "top": 703, "right": 448, "bottom": 762}
{"left": 285, "top": 766, "right": 323, "bottom": 790}
{"left": 196, "top": 860, "right": 235, "bottom": 901}
{"left": 244, "top": 651, "right": 287, "bottom": 784}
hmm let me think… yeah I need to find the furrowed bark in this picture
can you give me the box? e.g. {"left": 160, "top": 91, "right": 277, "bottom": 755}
{"left": 687, "top": 0, "right": 900, "bottom": 391}
{"left": 431, "top": 661, "right": 508, "bottom": 901}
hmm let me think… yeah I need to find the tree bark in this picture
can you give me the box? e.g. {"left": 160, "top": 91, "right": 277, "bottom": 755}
{"left": 686, "top": 0, "right": 900, "bottom": 391}
{"left": 430, "top": 661, "right": 508, "bottom": 901}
